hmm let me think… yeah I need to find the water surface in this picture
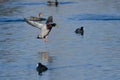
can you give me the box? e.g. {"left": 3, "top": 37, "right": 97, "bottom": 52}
{"left": 0, "top": 0, "right": 120, "bottom": 80}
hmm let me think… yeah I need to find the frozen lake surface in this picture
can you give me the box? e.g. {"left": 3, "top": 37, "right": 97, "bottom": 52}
{"left": 0, "top": 0, "right": 120, "bottom": 80}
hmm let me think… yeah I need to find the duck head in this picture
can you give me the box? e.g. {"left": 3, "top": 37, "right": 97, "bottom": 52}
{"left": 38, "top": 13, "right": 43, "bottom": 18}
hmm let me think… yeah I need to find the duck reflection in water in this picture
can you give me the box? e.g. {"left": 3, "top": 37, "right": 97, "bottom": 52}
{"left": 40, "top": 52, "right": 53, "bottom": 63}
{"left": 36, "top": 62, "right": 48, "bottom": 75}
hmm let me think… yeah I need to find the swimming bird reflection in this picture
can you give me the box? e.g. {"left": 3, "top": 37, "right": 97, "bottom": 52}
{"left": 40, "top": 52, "right": 53, "bottom": 63}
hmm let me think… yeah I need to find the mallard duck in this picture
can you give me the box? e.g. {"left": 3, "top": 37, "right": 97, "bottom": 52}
{"left": 75, "top": 26, "right": 84, "bottom": 35}
{"left": 24, "top": 16, "right": 57, "bottom": 42}
{"left": 47, "top": 0, "right": 58, "bottom": 6}
{"left": 29, "top": 13, "right": 46, "bottom": 21}
{"left": 36, "top": 63, "right": 48, "bottom": 75}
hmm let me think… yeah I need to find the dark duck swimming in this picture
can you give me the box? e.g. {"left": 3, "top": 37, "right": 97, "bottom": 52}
{"left": 36, "top": 63, "right": 48, "bottom": 75}
{"left": 75, "top": 26, "right": 84, "bottom": 35}
{"left": 47, "top": 0, "right": 58, "bottom": 7}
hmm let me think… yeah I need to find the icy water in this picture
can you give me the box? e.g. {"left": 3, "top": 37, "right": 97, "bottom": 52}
{"left": 0, "top": 0, "right": 120, "bottom": 80}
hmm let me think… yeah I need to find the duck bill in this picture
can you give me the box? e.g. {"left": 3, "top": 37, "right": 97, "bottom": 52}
{"left": 55, "top": 24, "right": 58, "bottom": 28}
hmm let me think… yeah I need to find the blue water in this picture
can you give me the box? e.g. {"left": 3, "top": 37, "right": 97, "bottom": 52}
{"left": 0, "top": 0, "right": 120, "bottom": 80}
{"left": 1, "top": 14, "right": 120, "bottom": 22}
{"left": 0, "top": 17, "right": 24, "bottom": 22}
{"left": 69, "top": 14, "right": 120, "bottom": 20}
{"left": 4, "top": 1, "right": 75, "bottom": 6}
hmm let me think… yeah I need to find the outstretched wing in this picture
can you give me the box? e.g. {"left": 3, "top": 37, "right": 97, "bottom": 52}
{"left": 24, "top": 18, "right": 44, "bottom": 29}
{"left": 46, "top": 16, "right": 53, "bottom": 24}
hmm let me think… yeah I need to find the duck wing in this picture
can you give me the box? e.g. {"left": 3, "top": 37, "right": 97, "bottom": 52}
{"left": 46, "top": 16, "right": 53, "bottom": 24}
{"left": 24, "top": 18, "right": 44, "bottom": 29}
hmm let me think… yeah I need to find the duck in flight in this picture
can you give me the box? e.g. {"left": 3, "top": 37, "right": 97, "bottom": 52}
{"left": 25, "top": 16, "right": 57, "bottom": 42}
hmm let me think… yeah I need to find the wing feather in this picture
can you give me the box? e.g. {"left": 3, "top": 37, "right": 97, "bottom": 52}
{"left": 46, "top": 16, "right": 53, "bottom": 24}
{"left": 24, "top": 18, "right": 44, "bottom": 29}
